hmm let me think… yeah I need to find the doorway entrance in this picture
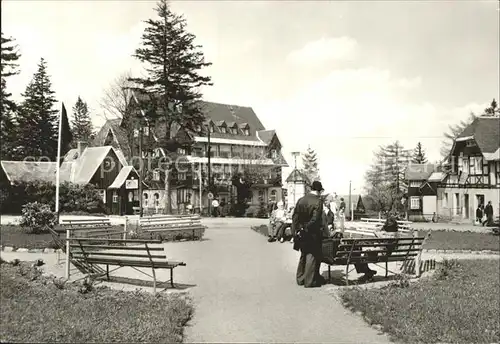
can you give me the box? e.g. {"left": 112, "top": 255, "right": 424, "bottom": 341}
{"left": 464, "top": 194, "right": 469, "bottom": 219}
{"left": 476, "top": 194, "right": 485, "bottom": 210}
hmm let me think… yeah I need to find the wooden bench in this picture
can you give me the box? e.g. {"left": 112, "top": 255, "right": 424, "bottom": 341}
{"left": 59, "top": 218, "right": 125, "bottom": 239}
{"left": 360, "top": 217, "right": 413, "bottom": 230}
{"left": 321, "top": 235, "right": 427, "bottom": 285}
{"left": 67, "top": 237, "right": 186, "bottom": 294}
{"left": 139, "top": 215, "right": 206, "bottom": 241}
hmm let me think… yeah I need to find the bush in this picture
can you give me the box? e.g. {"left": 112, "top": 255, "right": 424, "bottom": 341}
{"left": 1, "top": 181, "right": 106, "bottom": 214}
{"left": 19, "top": 202, "right": 57, "bottom": 234}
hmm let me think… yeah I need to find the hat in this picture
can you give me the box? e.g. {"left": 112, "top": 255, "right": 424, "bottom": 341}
{"left": 311, "top": 181, "right": 324, "bottom": 192}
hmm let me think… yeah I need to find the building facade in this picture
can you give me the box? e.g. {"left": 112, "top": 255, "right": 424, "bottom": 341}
{"left": 93, "top": 92, "right": 288, "bottom": 215}
{"left": 405, "top": 116, "right": 499, "bottom": 223}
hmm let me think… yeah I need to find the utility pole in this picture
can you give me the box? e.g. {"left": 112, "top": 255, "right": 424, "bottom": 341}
{"left": 207, "top": 128, "right": 212, "bottom": 216}
{"left": 291, "top": 151, "right": 300, "bottom": 207}
{"left": 198, "top": 164, "right": 203, "bottom": 214}
{"left": 349, "top": 180, "right": 352, "bottom": 222}
{"left": 138, "top": 124, "right": 144, "bottom": 217}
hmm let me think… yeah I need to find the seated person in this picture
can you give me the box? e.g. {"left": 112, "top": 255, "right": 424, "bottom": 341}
{"left": 268, "top": 201, "right": 287, "bottom": 242}
{"left": 328, "top": 214, "right": 399, "bottom": 281}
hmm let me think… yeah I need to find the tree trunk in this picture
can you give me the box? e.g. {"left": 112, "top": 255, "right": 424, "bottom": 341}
{"left": 164, "top": 169, "right": 171, "bottom": 214}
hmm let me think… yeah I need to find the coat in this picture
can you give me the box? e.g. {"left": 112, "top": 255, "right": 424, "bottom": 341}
{"left": 292, "top": 193, "right": 323, "bottom": 252}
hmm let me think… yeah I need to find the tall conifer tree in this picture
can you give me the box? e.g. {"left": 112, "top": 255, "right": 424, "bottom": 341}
{"left": 71, "top": 96, "right": 93, "bottom": 145}
{"left": 131, "top": 0, "right": 213, "bottom": 213}
{"left": 16, "top": 58, "right": 58, "bottom": 159}
{"left": 1, "top": 33, "right": 21, "bottom": 160}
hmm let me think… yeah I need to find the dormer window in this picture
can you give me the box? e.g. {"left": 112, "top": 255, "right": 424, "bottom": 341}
{"left": 133, "top": 129, "right": 139, "bottom": 137}
{"left": 221, "top": 126, "right": 227, "bottom": 134}
{"left": 240, "top": 123, "right": 250, "bottom": 136}
{"left": 466, "top": 140, "right": 475, "bottom": 147}
{"left": 153, "top": 170, "right": 160, "bottom": 181}
{"left": 271, "top": 149, "right": 277, "bottom": 159}
{"left": 209, "top": 124, "right": 214, "bottom": 133}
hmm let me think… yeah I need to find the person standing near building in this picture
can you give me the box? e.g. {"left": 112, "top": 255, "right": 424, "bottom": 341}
{"left": 483, "top": 201, "right": 494, "bottom": 226}
{"left": 339, "top": 197, "right": 346, "bottom": 231}
{"left": 212, "top": 198, "right": 219, "bottom": 217}
{"left": 292, "top": 181, "right": 325, "bottom": 288}
{"left": 476, "top": 204, "right": 483, "bottom": 225}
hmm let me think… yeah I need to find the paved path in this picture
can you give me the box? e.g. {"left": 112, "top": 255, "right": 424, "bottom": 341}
{"left": 2, "top": 218, "right": 498, "bottom": 343}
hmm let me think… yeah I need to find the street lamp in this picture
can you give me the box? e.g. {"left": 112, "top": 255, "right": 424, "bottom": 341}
{"left": 291, "top": 151, "right": 300, "bottom": 207}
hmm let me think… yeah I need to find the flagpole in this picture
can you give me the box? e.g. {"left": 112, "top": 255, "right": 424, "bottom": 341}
{"left": 56, "top": 103, "right": 68, "bottom": 280}
{"left": 55, "top": 103, "right": 63, "bottom": 217}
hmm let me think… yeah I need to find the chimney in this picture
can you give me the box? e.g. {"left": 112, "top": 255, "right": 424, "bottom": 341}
{"left": 77, "top": 141, "right": 88, "bottom": 156}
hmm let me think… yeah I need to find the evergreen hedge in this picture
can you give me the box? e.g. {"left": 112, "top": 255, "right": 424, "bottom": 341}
{"left": 0, "top": 181, "right": 106, "bottom": 215}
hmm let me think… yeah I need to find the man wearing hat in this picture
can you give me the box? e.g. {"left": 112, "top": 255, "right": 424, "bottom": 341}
{"left": 291, "top": 180, "right": 326, "bottom": 288}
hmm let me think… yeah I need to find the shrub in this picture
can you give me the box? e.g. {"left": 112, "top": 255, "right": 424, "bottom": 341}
{"left": 19, "top": 202, "right": 57, "bottom": 234}
{"left": 1, "top": 181, "right": 106, "bottom": 214}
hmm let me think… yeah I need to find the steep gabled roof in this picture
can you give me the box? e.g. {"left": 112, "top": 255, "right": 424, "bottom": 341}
{"left": 256, "top": 130, "right": 275, "bottom": 145}
{"left": 405, "top": 164, "right": 436, "bottom": 180}
{"left": 285, "top": 169, "right": 310, "bottom": 183}
{"left": 72, "top": 147, "right": 120, "bottom": 184}
{"left": 457, "top": 116, "right": 500, "bottom": 159}
{"left": 1, "top": 161, "right": 73, "bottom": 184}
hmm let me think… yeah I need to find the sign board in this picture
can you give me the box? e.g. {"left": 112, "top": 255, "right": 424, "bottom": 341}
{"left": 207, "top": 192, "right": 214, "bottom": 200}
{"left": 125, "top": 179, "right": 138, "bottom": 189}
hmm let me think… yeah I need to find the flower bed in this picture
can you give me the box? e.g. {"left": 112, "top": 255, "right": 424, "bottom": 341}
{"left": 340, "top": 259, "right": 500, "bottom": 343}
{"left": 0, "top": 259, "right": 193, "bottom": 343}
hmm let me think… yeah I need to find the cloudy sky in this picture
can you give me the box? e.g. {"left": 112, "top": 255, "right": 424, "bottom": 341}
{"left": 2, "top": 0, "right": 499, "bottom": 194}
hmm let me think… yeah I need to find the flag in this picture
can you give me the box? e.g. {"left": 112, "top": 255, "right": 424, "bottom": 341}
{"left": 59, "top": 102, "right": 73, "bottom": 165}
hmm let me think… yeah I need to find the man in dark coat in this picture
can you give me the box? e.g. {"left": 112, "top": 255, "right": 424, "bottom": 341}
{"left": 292, "top": 181, "right": 325, "bottom": 288}
{"left": 483, "top": 201, "right": 494, "bottom": 226}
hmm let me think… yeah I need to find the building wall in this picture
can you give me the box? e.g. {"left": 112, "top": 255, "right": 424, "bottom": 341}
{"left": 437, "top": 187, "right": 499, "bottom": 223}
{"left": 287, "top": 182, "right": 306, "bottom": 209}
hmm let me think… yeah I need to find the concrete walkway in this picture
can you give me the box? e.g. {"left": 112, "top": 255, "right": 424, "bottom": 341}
{"left": 2, "top": 218, "right": 498, "bottom": 343}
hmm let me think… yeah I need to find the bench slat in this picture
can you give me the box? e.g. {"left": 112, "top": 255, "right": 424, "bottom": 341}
{"left": 69, "top": 244, "right": 164, "bottom": 251}
{"left": 73, "top": 252, "right": 168, "bottom": 259}
{"left": 83, "top": 258, "right": 185, "bottom": 268}
{"left": 334, "top": 248, "right": 423, "bottom": 255}
{"left": 67, "top": 238, "right": 162, "bottom": 244}
{"left": 144, "top": 226, "right": 206, "bottom": 233}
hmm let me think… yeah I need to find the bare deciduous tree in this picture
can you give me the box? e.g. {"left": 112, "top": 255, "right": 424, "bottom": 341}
{"left": 99, "top": 70, "right": 133, "bottom": 119}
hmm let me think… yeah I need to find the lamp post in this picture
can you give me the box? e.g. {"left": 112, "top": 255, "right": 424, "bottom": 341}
{"left": 291, "top": 151, "right": 300, "bottom": 207}
{"left": 207, "top": 127, "right": 212, "bottom": 216}
{"left": 348, "top": 180, "right": 352, "bottom": 221}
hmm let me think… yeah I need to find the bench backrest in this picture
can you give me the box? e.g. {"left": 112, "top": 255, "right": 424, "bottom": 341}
{"left": 140, "top": 215, "right": 202, "bottom": 227}
{"left": 59, "top": 218, "right": 124, "bottom": 239}
{"left": 68, "top": 238, "right": 168, "bottom": 263}
{"left": 334, "top": 236, "right": 425, "bottom": 264}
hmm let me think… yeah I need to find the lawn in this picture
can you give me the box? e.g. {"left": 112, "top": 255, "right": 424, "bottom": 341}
{"left": 251, "top": 225, "right": 500, "bottom": 251}
{"left": 0, "top": 224, "right": 205, "bottom": 249}
{"left": 340, "top": 259, "right": 500, "bottom": 343}
{"left": 0, "top": 259, "right": 193, "bottom": 343}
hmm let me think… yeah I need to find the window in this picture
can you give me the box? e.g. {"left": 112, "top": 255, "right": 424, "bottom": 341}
{"left": 153, "top": 170, "right": 160, "bottom": 181}
{"left": 470, "top": 156, "right": 482, "bottom": 175}
{"left": 410, "top": 196, "right": 420, "bottom": 210}
{"left": 195, "top": 125, "right": 202, "bottom": 132}
{"left": 178, "top": 172, "right": 187, "bottom": 180}
{"left": 409, "top": 180, "right": 421, "bottom": 188}
{"left": 271, "top": 149, "right": 277, "bottom": 159}
{"left": 244, "top": 128, "right": 250, "bottom": 136}
{"left": 466, "top": 140, "right": 476, "bottom": 147}
{"left": 220, "top": 126, "right": 227, "bottom": 134}
{"left": 112, "top": 192, "right": 118, "bottom": 203}
{"left": 98, "top": 190, "right": 106, "bottom": 204}
{"left": 231, "top": 127, "right": 238, "bottom": 135}
{"left": 483, "top": 161, "right": 489, "bottom": 175}
{"left": 154, "top": 193, "right": 160, "bottom": 207}
{"left": 177, "top": 148, "right": 186, "bottom": 155}
{"left": 270, "top": 190, "right": 277, "bottom": 202}
{"left": 133, "top": 129, "right": 139, "bottom": 138}
{"left": 177, "top": 189, "right": 189, "bottom": 204}
{"left": 143, "top": 126, "right": 149, "bottom": 136}
{"left": 443, "top": 193, "right": 449, "bottom": 208}
{"left": 232, "top": 145, "right": 243, "bottom": 158}
{"left": 219, "top": 145, "right": 231, "bottom": 158}
{"left": 143, "top": 193, "right": 148, "bottom": 207}
{"left": 209, "top": 125, "right": 214, "bottom": 133}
